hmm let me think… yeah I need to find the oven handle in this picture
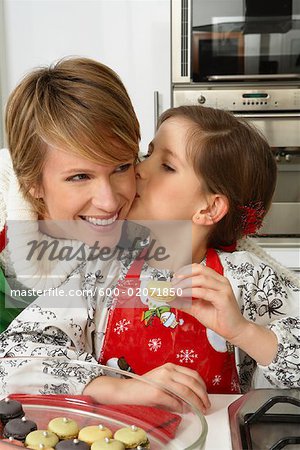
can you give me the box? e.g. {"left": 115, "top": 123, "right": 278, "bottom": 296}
{"left": 154, "top": 90, "right": 159, "bottom": 131}
{"left": 208, "top": 74, "right": 300, "bottom": 81}
{"left": 235, "top": 112, "right": 300, "bottom": 119}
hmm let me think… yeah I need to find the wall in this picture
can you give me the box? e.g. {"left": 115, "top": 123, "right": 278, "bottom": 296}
{"left": 0, "top": 0, "right": 170, "bottom": 152}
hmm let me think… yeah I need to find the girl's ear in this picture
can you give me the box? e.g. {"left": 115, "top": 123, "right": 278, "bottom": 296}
{"left": 192, "top": 194, "right": 229, "bottom": 226}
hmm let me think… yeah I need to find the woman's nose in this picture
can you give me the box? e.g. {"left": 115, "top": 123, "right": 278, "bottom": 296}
{"left": 91, "top": 180, "right": 119, "bottom": 212}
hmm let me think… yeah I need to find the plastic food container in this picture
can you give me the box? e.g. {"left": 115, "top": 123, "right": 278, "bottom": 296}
{"left": 0, "top": 366, "right": 207, "bottom": 449}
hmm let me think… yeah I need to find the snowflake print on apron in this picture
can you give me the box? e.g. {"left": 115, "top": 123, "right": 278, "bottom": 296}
{"left": 100, "top": 248, "right": 240, "bottom": 393}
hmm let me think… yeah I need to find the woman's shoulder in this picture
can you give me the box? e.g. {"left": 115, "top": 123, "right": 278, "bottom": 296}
{"left": 0, "top": 148, "right": 11, "bottom": 160}
{"left": 0, "top": 149, "right": 12, "bottom": 233}
{"left": 0, "top": 148, "right": 14, "bottom": 175}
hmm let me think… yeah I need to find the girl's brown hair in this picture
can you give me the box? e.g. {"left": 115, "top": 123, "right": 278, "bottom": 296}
{"left": 5, "top": 56, "right": 140, "bottom": 215}
{"left": 158, "top": 105, "right": 277, "bottom": 247}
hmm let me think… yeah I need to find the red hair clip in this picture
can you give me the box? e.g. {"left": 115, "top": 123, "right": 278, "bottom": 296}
{"left": 239, "top": 202, "right": 265, "bottom": 235}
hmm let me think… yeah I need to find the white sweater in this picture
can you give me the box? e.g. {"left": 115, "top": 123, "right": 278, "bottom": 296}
{"left": 0, "top": 148, "right": 84, "bottom": 291}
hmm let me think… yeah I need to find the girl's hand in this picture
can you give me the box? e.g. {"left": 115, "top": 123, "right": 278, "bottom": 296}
{"left": 141, "top": 363, "right": 210, "bottom": 413}
{"left": 172, "top": 263, "right": 249, "bottom": 343}
{"left": 83, "top": 363, "right": 210, "bottom": 414}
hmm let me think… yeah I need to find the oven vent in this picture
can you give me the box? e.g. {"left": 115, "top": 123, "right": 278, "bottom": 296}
{"left": 181, "top": 0, "right": 189, "bottom": 77}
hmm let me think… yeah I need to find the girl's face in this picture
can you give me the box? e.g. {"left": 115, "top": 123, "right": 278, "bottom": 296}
{"left": 33, "top": 144, "right": 136, "bottom": 245}
{"left": 128, "top": 117, "right": 207, "bottom": 222}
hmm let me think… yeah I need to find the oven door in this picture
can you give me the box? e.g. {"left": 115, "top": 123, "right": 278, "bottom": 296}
{"left": 236, "top": 112, "right": 300, "bottom": 236}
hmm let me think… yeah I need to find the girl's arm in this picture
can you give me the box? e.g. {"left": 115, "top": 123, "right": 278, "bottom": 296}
{"left": 84, "top": 363, "right": 210, "bottom": 413}
{"left": 172, "top": 264, "right": 278, "bottom": 364}
{"left": 172, "top": 257, "right": 300, "bottom": 388}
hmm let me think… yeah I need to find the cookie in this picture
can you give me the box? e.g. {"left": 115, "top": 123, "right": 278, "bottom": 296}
{"left": 78, "top": 426, "right": 112, "bottom": 445}
{"left": 0, "top": 398, "right": 25, "bottom": 425}
{"left": 113, "top": 426, "right": 150, "bottom": 449}
{"left": 25, "top": 430, "right": 59, "bottom": 449}
{"left": 146, "top": 280, "right": 176, "bottom": 303}
{"left": 3, "top": 417, "right": 37, "bottom": 441}
{"left": 2, "top": 437, "right": 25, "bottom": 447}
{"left": 48, "top": 418, "right": 79, "bottom": 440}
{"left": 91, "top": 438, "right": 125, "bottom": 450}
{"left": 55, "top": 438, "right": 89, "bottom": 450}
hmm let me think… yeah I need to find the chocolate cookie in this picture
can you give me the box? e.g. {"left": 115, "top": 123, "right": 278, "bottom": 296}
{"left": 55, "top": 438, "right": 90, "bottom": 450}
{"left": 3, "top": 417, "right": 37, "bottom": 441}
{"left": 2, "top": 437, "right": 25, "bottom": 447}
{"left": 0, "top": 399, "right": 25, "bottom": 425}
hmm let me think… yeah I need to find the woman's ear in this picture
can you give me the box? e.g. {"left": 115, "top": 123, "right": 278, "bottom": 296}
{"left": 29, "top": 185, "right": 44, "bottom": 199}
{"left": 193, "top": 194, "right": 229, "bottom": 226}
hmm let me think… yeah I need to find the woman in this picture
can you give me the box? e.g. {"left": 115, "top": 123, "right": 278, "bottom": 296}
{"left": 0, "top": 57, "right": 209, "bottom": 412}
{"left": 0, "top": 55, "right": 139, "bottom": 322}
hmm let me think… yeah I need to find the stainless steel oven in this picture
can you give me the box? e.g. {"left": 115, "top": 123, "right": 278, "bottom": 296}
{"left": 171, "top": 0, "right": 300, "bottom": 236}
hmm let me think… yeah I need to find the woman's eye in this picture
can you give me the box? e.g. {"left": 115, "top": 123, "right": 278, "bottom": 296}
{"left": 162, "top": 163, "right": 175, "bottom": 172}
{"left": 143, "top": 145, "right": 153, "bottom": 159}
{"left": 115, "top": 163, "right": 132, "bottom": 173}
{"left": 142, "top": 151, "right": 152, "bottom": 160}
{"left": 66, "top": 173, "right": 89, "bottom": 182}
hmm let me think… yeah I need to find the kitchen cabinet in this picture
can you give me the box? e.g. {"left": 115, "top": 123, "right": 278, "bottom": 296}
{"left": 0, "top": 0, "right": 171, "bottom": 153}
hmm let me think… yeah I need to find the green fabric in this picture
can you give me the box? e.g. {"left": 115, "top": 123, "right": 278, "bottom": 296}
{"left": 0, "top": 266, "right": 37, "bottom": 333}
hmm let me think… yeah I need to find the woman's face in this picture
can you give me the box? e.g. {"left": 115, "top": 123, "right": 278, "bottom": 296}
{"left": 128, "top": 117, "right": 206, "bottom": 222}
{"left": 34, "top": 144, "right": 136, "bottom": 245}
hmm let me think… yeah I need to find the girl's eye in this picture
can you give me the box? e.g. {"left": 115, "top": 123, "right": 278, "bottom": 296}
{"left": 115, "top": 163, "right": 132, "bottom": 173}
{"left": 162, "top": 163, "right": 175, "bottom": 172}
{"left": 66, "top": 173, "right": 89, "bottom": 182}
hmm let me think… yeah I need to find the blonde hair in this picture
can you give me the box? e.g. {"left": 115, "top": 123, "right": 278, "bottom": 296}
{"left": 5, "top": 57, "right": 140, "bottom": 215}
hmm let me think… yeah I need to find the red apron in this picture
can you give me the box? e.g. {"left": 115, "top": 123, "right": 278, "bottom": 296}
{"left": 100, "top": 248, "right": 240, "bottom": 394}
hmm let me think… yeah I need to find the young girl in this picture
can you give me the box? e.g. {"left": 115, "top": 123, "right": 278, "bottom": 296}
{"left": 1, "top": 104, "right": 298, "bottom": 413}
{"left": 98, "top": 105, "right": 299, "bottom": 396}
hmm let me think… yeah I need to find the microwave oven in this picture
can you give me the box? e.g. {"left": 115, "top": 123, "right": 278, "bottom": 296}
{"left": 171, "top": 0, "right": 300, "bottom": 84}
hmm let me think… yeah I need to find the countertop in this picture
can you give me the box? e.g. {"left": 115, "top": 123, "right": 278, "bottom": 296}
{"left": 205, "top": 394, "right": 241, "bottom": 450}
{"left": 171, "top": 394, "right": 241, "bottom": 449}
